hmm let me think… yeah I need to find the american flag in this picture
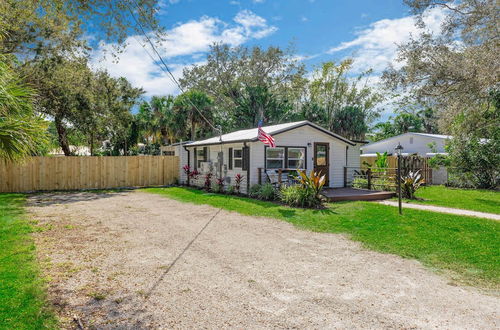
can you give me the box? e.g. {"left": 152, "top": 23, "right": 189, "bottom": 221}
{"left": 257, "top": 120, "right": 276, "bottom": 147}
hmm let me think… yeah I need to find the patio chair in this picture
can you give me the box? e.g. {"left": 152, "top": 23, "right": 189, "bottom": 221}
{"left": 265, "top": 169, "right": 289, "bottom": 187}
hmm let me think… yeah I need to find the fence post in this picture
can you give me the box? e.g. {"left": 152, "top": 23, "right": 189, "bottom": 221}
{"left": 367, "top": 168, "right": 372, "bottom": 190}
{"left": 343, "top": 167, "right": 347, "bottom": 188}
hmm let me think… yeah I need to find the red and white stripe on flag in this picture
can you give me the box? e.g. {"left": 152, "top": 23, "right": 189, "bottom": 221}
{"left": 258, "top": 126, "right": 276, "bottom": 147}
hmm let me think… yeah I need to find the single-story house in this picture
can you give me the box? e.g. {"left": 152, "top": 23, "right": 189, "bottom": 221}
{"left": 361, "top": 132, "right": 450, "bottom": 184}
{"left": 361, "top": 132, "right": 450, "bottom": 156}
{"left": 175, "top": 120, "right": 366, "bottom": 194}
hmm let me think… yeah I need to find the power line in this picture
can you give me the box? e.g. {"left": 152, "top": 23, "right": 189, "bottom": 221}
{"left": 125, "top": 0, "right": 220, "bottom": 134}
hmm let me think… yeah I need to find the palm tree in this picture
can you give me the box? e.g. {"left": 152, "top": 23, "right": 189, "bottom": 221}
{"left": 174, "top": 90, "right": 213, "bottom": 140}
{"left": 0, "top": 54, "right": 47, "bottom": 161}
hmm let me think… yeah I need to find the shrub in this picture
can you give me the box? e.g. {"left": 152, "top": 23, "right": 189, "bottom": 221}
{"left": 234, "top": 174, "right": 244, "bottom": 194}
{"left": 215, "top": 177, "right": 224, "bottom": 192}
{"left": 279, "top": 184, "right": 321, "bottom": 208}
{"left": 226, "top": 185, "right": 236, "bottom": 195}
{"left": 296, "top": 170, "right": 326, "bottom": 195}
{"left": 249, "top": 184, "right": 262, "bottom": 198}
{"left": 204, "top": 172, "right": 213, "bottom": 190}
{"left": 258, "top": 183, "right": 276, "bottom": 201}
{"left": 352, "top": 177, "right": 368, "bottom": 189}
{"left": 400, "top": 170, "right": 424, "bottom": 199}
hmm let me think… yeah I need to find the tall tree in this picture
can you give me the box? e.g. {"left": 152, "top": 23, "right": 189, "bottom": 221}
{"left": 180, "top": 44, "right": 305, "bottom": 130}
{"left": 174, "top": 91, "right": 214, "bottom": 141}
{"left": 0, "top": 0, "right": 162, "bottom": 56}
{"left": 383, "top": 0, "right": 499, "bottom": 131}
{"left": 304, "top": 60, "right": 382, "bottom": 139}
{"left": 24, "top": 55, "right": 93, "bottom": 155}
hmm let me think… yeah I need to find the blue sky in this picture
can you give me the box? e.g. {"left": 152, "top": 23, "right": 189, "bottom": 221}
{"left": 91, "top": 0, "right": 445, "bottom": 117}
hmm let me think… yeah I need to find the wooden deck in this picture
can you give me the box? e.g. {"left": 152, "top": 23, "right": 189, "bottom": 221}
{"left": 322, "top": 188, "right": 395, "bottom": 202}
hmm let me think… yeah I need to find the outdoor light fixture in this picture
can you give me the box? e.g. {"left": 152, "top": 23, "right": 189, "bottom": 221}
{"left": 307, "top": 142, "right": 312, "bottom": 147}
{"left": 395, "top": 143, "right": 403, "bottom": 156}
{"left": 395, "top": 143, "right": 404, "bottom": 214}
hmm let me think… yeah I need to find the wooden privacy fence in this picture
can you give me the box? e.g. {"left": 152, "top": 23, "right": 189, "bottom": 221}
{"left": 361, "top": 155, "right": 433, "bottom": 183}
{"left": 0, "top": 156, "right": 179, "bottom": 193}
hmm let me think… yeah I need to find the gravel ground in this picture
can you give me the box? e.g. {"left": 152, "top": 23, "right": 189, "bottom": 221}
{"left": 28, "top": 190, "right": 499, "bottom": 329}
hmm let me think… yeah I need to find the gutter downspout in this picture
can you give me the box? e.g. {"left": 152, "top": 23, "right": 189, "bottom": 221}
{"left": 244, "top": 142, "right": 250, "bottom": 195}
{"left": 183, "top": 145, "right": 190, "bottom": 186}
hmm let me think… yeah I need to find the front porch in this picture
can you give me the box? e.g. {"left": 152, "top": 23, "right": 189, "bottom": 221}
{"left": 322, "top": 188, "right": 395, "bottom": 202}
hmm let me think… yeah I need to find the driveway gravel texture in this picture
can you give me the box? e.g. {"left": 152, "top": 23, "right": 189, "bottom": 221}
{"left": 28, "top": 190, "right": 499, "bottom": 329}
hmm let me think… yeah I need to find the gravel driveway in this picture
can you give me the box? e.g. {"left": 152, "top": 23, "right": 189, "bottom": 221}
{"left": 28, "top": 191, "right": 499, "bottom": 329}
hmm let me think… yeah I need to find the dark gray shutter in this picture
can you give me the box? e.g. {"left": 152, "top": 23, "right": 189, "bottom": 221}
{"left": 194, "top": 148, "right": 197, "bottom": 168}
{"left": 229, "top": 148, "right": 233, "bottom": 170}
{"left": 242, "top": 146, "right": 249, "bottom": 171}
{"left": 203, "top": 147, "right": 208, "bottom": 161}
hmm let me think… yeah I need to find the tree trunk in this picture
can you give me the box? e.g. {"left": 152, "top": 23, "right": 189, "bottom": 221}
{"left": 191, "top": 117, "right": 196, "bottom": 141}
{"left": 89, "top": 132, "right": 94, "bottom": 156}
{"left": 55, "top": 116, "right": 71, "bottom": 156}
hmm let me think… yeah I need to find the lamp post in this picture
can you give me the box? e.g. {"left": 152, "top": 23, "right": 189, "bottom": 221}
{"left": 395, "top": 143, "right": 404, "bottom": 215}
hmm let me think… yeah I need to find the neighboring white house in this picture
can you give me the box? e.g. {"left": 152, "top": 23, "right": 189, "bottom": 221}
{"left": 176, "top": 120, "right": 365, "bottom": 194}
{"left": 361, "top": 132, "right": 450, "bottom": 184}
{"left": 361, "top": 132, "right": 450, "bottom": 156}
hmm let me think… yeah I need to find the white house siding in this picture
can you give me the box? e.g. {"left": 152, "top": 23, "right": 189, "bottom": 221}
{"left": 183, "top": 143, "right": 249, "bottom": 193}
{"left": 249, "top": 125, "right": 350, "bottom": 188}
{"left": 362, "top": 133, "right": 448, "bottom": 156}
{"left": 346, "top": 143, "right": 362, "bottom": 183}
{"left": 177, "top": 144, "right": 189, "bottom": 184}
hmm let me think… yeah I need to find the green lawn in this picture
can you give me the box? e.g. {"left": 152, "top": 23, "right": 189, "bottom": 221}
{"left": 146, "top": 187, "right": 500, "bottom": 289}
{"left": 411, "top": 185, "right": 500, "bottom": 214}
{"left": 0, "top": 194, "right": 56, "bottom": 329}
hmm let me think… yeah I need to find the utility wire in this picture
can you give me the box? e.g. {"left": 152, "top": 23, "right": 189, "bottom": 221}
{"left": 125, "top": 0, "right": 220, "bottom": 134}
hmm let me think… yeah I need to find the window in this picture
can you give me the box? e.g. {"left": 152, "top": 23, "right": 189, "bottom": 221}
{"left": 266, "top": 147, "right": 285, "bottom": 169}
{"left": 315, "top": 145, "right": 327, "bottom": 166}
{"left": 287, "top": 148, "right": 305, "bottom": 169}
{"left": 195, "top": 147, "right": 207, "bottom": 168}
{"left": 163, "top": 151, "right": 175, "bottom": 156}
{"left": 233, "top": 149, "right": 243, "bottom": 168}
{"left": 265, "top": 147, "right": 306, "bottom": 169}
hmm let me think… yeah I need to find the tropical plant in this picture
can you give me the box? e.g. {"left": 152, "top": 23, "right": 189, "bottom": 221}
{"left": 373, "top": 152, "right": 388, "bottom": 173}
{"left": 296, "top": 170, "right": 326, "bottom": 197}
{"left": 279, "top": 184, "right": 320, "bottom": 208}
{"left": 204, "top": 172, "right": 213, "bottom": 191}
{"left": 400, "top": 170, "right": 425, "bottom": 199}
{"left": 0, "top": 54, "right": 48, "bottom": 161}
{"left": 234, "top": 173, "right": 244, "bottom": 194}
{"left": 174, "top": 90, "right": 214, "bottom": 140}
{"left": 215, "top": 177, "right": 225, "bottom": 193}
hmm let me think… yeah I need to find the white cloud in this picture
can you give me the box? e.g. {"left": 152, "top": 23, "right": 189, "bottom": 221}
{"left": 328, "top": 7, "right": 445, "bottom": 73}
{"left": 252, "top": 0, "right": 265, "bottom": 3}
{"left": 91, "top": 10, "right": 277, "bottom": 96}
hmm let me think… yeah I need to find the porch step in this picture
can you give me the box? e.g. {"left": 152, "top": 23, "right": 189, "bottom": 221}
{"left": 322, "top": 188, "right": 395, "bottom": 202}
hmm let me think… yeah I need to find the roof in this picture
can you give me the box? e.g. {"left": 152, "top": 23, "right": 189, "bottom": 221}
{"left": 186, "top": 120, "right": 355, "bottom": 147}
{"left": 362, "top": 132, "right": 452, "bottom": 150}
{"left": 410, "top": 133, "right": 452, "bottom": 139}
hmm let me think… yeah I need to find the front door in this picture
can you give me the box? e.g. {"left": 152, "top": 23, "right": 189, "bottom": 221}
{"left": 314, "top": 142, "right": 329, "bottom": 186}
